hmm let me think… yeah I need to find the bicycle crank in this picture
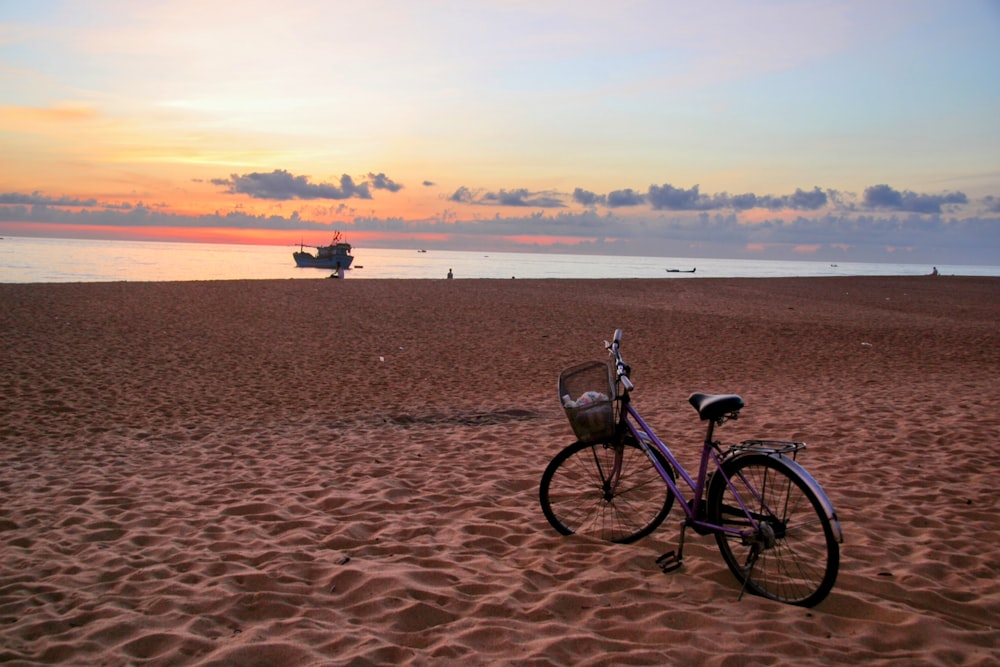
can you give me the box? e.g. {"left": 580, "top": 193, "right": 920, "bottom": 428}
{"left": 656, "top": 521, "right": 688, "bottom": 573}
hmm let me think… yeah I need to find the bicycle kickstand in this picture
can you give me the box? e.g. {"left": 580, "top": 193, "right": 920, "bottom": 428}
{"left": 737, "top": 545, "right": 761, "bottom": 601}
{"left": 656, "top": 521, "right": 688, "bottom": 573}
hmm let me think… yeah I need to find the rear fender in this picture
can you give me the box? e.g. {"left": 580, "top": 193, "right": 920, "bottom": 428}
{"left": 716, "top": 452, "right": 843, "bottom": 544}
{"left": 777, "top": 455, "right": 843, "bottom": 543}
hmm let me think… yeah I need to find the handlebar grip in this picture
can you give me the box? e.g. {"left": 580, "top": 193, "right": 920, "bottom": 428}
{"left": 610, "top": 328, "right": 633, "bottom": 390}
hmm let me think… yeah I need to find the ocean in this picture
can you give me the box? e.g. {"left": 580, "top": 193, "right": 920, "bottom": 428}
{"left": 1, "top": 236, "right": 997, "bottom": 283}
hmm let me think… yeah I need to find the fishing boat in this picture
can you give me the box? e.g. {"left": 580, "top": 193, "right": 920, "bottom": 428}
{"left": 293, "top": 233, "right": 354, "bottom": 269}
{"left": 666, "top": 267, "right": 696, "bottom": 273}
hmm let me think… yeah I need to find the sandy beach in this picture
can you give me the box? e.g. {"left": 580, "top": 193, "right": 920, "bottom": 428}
{"left": 2, "top": 276, "right": 998, "bottom": 665}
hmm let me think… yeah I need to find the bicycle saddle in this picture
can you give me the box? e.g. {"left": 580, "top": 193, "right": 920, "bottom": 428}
{"left": 688, "top": 393, "right": 745, "bottom": 421}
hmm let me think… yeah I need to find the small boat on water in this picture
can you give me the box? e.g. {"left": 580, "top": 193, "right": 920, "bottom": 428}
{"left": 293, "top": 232, "right": 354, "bottom": 269}
{"left": 666, "top": 267, "right": 696, "bottom": 273}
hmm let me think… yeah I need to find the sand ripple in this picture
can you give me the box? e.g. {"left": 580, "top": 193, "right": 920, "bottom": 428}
{"left": 2, "top": 278, "right": 998, "bottom": 665}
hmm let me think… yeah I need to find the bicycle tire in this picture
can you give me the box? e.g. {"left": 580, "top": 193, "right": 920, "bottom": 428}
{"left": 707, "top": 453, "right": 839, "bottom": 607}
{"left": 539, "top": 436, "right": 675, "bottom": 544}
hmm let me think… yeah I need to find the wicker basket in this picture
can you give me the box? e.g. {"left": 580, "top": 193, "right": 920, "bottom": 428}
{"left": 558, "top": 360, "right": 616, "bottom": 443}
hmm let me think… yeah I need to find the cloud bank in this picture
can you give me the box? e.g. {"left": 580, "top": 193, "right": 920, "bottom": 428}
{"left": 863, "top": 184, "right": 968, "bottom": 214}
{"left": 210, "top": 170, "right": 403, "bottom": 201}
{"left": 2, "top": 172, "right": 998, "bottom": 265}
{"left": 198, "top": 169, "right": 979, "bottom": 220}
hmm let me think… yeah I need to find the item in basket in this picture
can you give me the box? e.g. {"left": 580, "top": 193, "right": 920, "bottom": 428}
{"left": 562, "top": 391, "right": 609, "bottom": 409}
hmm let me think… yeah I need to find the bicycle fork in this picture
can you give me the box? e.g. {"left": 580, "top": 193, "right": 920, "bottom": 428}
{"left": 594, "top": 442, "right": 626, "bottom": 502}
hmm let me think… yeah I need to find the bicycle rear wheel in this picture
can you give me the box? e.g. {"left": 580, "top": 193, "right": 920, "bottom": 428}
{"left": 539, "top": 436, "right": 675, "bottom": 544}
{"left": 708, "top": 453, "right": 839, "bottom": 607}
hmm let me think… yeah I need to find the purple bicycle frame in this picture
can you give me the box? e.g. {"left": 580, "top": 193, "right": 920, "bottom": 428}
{"left": 619, "top": 401, "right": 761, "bottom": 538}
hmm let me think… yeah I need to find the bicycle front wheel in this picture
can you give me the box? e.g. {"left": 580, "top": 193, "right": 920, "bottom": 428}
{"left": 708, "top": 453, "right": 839, "bottom": 607}
{"left": 539, "top": 436, "right": 675, "bottom": 544}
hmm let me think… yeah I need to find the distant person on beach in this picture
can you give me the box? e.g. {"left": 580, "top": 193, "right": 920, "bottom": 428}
{"left": 931, "top": 266, "right": 939, "bottom": 276}
{"left": 447, "top": 268, "right": 453, "bottom": 279}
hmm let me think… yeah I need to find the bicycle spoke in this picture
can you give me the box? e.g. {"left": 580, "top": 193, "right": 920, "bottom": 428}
{"left": 708, "top": 453, "right": 839, "bottom": 606}
{"left": 540, "top": 439, "right": 675, "bottom": 544}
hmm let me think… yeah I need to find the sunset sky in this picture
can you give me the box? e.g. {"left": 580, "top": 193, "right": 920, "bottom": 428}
{"left": 2, "top": 0, "right": 999, "bottom": 263}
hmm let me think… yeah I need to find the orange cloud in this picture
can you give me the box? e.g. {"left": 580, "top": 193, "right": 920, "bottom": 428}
{"left": 502, "top": 235, "right": 600, "bottom": 246}
{"left": 739, "top": 208, "right": 809, "bottom": 224}
{"left": 0, "top": 102, "right": 100, "bottom": 125}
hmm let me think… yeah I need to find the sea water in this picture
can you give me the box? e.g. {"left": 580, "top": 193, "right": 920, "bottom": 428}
{"left": 1, "top": 236, "right": 997, "bottom": 283}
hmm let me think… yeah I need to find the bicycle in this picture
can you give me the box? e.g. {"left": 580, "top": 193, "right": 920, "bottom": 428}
{"left": 539, "top": 329, "right": 842, "bottom": 607}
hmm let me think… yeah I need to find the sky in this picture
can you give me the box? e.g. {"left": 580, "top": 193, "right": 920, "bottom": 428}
{"left": 1, "top": 0, "right": 999, "bottom": 264}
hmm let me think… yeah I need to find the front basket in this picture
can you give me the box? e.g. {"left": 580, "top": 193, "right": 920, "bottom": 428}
{"left": 558, "top": 360, "right": 616, "bottom": 444}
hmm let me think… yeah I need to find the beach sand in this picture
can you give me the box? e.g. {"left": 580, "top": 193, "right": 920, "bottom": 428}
{"left": 1, "top": 276, "right": 998, "bottom": 665}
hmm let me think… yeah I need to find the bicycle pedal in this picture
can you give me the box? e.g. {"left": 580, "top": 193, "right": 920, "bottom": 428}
{"left": 656, "top": 551, "right": 683, "bottom": 573}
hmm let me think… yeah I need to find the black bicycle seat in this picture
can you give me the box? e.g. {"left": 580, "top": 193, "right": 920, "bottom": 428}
{"left": 688, "top": 393, "right": 745, "bottom": 421}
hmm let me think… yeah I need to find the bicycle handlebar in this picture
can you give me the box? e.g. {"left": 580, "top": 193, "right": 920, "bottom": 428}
{"left": 606, "top": 328, "right": 634, "bottom": 391}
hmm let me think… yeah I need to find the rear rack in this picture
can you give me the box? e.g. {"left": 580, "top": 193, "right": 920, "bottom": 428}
{"left": 730, "top": 439, "right": 806, "bottom": 458}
